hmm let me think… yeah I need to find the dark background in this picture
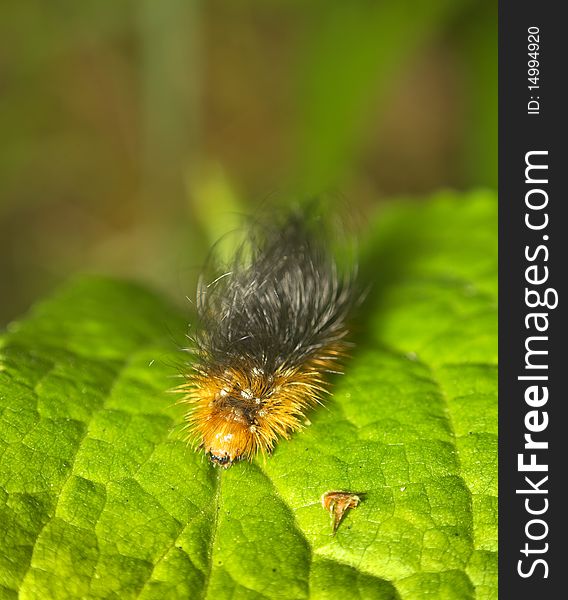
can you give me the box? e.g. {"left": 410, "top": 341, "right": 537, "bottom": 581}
{"left": 0, "top": 0, "right": 496, "bottom": 324}
{"left": 499, "top": 1, "right": 565, "bottom": 593}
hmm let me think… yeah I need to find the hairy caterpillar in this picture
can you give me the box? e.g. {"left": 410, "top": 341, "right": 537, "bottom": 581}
{"left": 177, "top": 207, "right": 356, "bottom": 468}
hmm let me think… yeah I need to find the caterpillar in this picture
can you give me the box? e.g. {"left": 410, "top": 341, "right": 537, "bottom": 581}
{"left": 177, "top": 207, "right": 356, "bottom": 468}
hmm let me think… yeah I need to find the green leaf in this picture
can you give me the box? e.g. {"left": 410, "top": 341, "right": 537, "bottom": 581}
{"left": 0, "top": 190, "right": 497, "bottom": 599}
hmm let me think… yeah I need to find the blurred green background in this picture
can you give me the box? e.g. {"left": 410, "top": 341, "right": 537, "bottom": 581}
{"left": 0, "top": 0, "right": 496, "bottom": 325}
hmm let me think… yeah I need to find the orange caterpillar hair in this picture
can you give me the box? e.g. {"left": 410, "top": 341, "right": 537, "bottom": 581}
{"left": 177, "top": 208, "right": 356, "bottom": 468}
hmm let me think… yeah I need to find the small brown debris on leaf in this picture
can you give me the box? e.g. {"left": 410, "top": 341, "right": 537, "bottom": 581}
{"left": 321, "top": 491, "right": 361, "bottom": 534}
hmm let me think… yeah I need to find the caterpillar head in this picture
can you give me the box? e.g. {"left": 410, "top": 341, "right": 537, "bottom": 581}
{"left": 201, "top": 410, "right": 255, "bottom": 468}
{"left": 179, "top": 362, "right": 330, "bottom": 467}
